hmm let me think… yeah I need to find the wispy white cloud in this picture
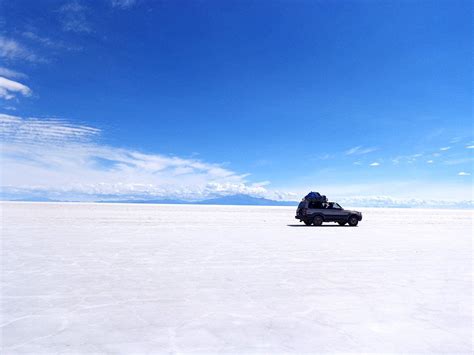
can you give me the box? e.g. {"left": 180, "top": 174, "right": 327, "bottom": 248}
{"left": 0, "top": 77, "right": 32, "bottom": 100}
{"left": 458, "top": 172, "right": 471, "bottom": 176}
{"left": 0, "top": 36, "right": 43, "bottom": 63}
{"left": 317, "top": 153, "right": 335, "bottom": 160}
{"left": 443, "top": 157, "right": 474, "bottom": 166}
{"left": 22, "top": 31, "right": 57, "bottom": 47}
{"left": 369, "top": 162, "right": 380, "bottom": 167}
{"left": 22, "top": 31, "right": 82, "bottom": 51}
{"left": 426, "top": 160, "right": 434, "bottom": 164}
{"left": 391, "top": 152, "right": 433, "bottom": 165}
{"left": 110, "top": 0, "right": 137, "bottom": 9}
{"left": 466, "top": 145, "right": 474, "bottom": 149}
{"left": 0, "top": 114, "right": 267, "bottom": 201}
{"left": 58, "top": 1, "right": 92, "bottom": 33}
{"left": 440, "top": 146, "right": 451, "bottom": 151}
{"left": 0, "top": 114, "right": 97, "bottom": 142}
{"left": 0, "top": 67, "right": 28, "bottom": 80}
{"left": 399, "top": 153, "right": 421, "bottom": 164}
{"left": 345, "top": 146, "right": 377, "bottom": 155}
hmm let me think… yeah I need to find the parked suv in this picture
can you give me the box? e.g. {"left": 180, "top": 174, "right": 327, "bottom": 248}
{"left": 295, "top": 200, "right": 362, "bottom": 226}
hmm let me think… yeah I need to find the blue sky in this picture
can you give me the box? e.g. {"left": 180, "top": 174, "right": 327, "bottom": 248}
{"left": 0, "top": 0, "right": 472, "bottom": 204}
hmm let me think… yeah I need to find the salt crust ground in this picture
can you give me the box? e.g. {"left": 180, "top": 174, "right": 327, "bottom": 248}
{"left": 1, "top": 202, "right": 472, "bottom": 354}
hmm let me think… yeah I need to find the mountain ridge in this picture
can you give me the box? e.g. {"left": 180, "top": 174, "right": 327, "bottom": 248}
{"left": 97, "top": 194, "right": 298, "bottom": 206}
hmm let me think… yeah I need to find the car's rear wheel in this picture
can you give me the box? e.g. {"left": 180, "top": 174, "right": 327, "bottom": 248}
{"left": 338, "top": 222, "right": 346, "bottom": 226}
{"left": 304, "top": 220, "right": 312, "bottom": 226}
{"left": 348, "top": 216, "right": 358, "bottom": 226}
{"left": 313, "top": 215, "right": 323, "bottom": 226}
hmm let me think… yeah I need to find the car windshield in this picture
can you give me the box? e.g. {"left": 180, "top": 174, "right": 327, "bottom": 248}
{"left": 334, "top": 203, "right": 342, "bottom": 209}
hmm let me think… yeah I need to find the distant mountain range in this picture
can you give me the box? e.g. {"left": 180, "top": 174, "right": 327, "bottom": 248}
{"left": 8, "top": 196, "right": 60, "bottom": 202}
{"left": 98, "top": 194, "right": 298, "bottom": 206}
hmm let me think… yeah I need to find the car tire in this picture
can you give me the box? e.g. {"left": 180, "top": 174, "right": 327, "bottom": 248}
{"left": 348, "top": 216, "right": 358, "bottom": 226}
{"left": 304, "top": 220, "right": 312, "bottom": 226}
{"left": 313, "top": 215, "right": 323, "bottom": 226}
{"left": 338, "top": 222, "right": 346, "bottom": 226}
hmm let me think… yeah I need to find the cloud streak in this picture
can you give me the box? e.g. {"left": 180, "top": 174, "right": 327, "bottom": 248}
{"left": 0, "top": 67, "right": 28, "bottom": 80}
{"left": 0, "top": 77, "right": 32, "bottom": 100}
{"left": 110, "top": 0, "right": 137, "bottom": 9}
{"left": 0, "top": 114, "right": 97, "bottom": 142}
{"left": 0, "top": 36, "right": 43, "bottom": 63}
{"left": 22, "top": 31, "right": 82, "bottom": 52}
{"left": 345, "top": 146, "right": 377, "bottom": 155}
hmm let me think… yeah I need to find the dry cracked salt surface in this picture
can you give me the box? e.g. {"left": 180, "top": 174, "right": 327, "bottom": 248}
{"left": 0, "top": 202, "right": 472, "bottom": 354}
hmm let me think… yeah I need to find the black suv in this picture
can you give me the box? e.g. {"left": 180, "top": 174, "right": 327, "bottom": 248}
{"left": 295, "top": 201, "right": 362, "bottom": 226}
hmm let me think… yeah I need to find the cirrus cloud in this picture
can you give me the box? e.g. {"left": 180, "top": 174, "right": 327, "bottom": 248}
{"left": 0, "top": 36, "right": 44, "bottom": 63}
{"left": 110, "top": 0, "right": 137, "bottom": 9}
{"left": 58, "top": 1, "right": 92, "bottom": 33}
{"left": 0, "top": 67, "right": 28, "bottom": 80}
{"left": 345, "top": 146, "right": 377, "bottom": 155}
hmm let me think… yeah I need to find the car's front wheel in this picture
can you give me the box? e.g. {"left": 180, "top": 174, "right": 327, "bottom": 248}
{"left": 348, "top": 216, "right": 359, "bottom": 226}
{"left": 313, "top": 215, "right": 323, "bottom": 226}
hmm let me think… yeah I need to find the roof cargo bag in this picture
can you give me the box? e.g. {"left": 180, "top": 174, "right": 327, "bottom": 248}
{"left": 304, "top": 192, "right": 327, "bottom": 203}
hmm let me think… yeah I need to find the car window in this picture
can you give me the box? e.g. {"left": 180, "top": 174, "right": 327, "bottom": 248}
{"left": 308, "top": 201, "right": 322, "bottom": 209}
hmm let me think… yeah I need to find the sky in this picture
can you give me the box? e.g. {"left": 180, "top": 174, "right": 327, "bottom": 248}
{"left": 0, "top": 0, "right": 472, "bottom": 205}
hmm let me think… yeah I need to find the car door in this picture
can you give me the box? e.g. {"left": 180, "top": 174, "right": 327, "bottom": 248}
{"left": 321, "top": 205, "right": 336, "bottom": 221}
{"left": 330, "top": 204, "right": 348, "bottom": 221}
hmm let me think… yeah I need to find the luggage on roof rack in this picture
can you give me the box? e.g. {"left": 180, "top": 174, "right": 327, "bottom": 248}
{"left": 304, "top": 191, "right": 327, "bottom": 203}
